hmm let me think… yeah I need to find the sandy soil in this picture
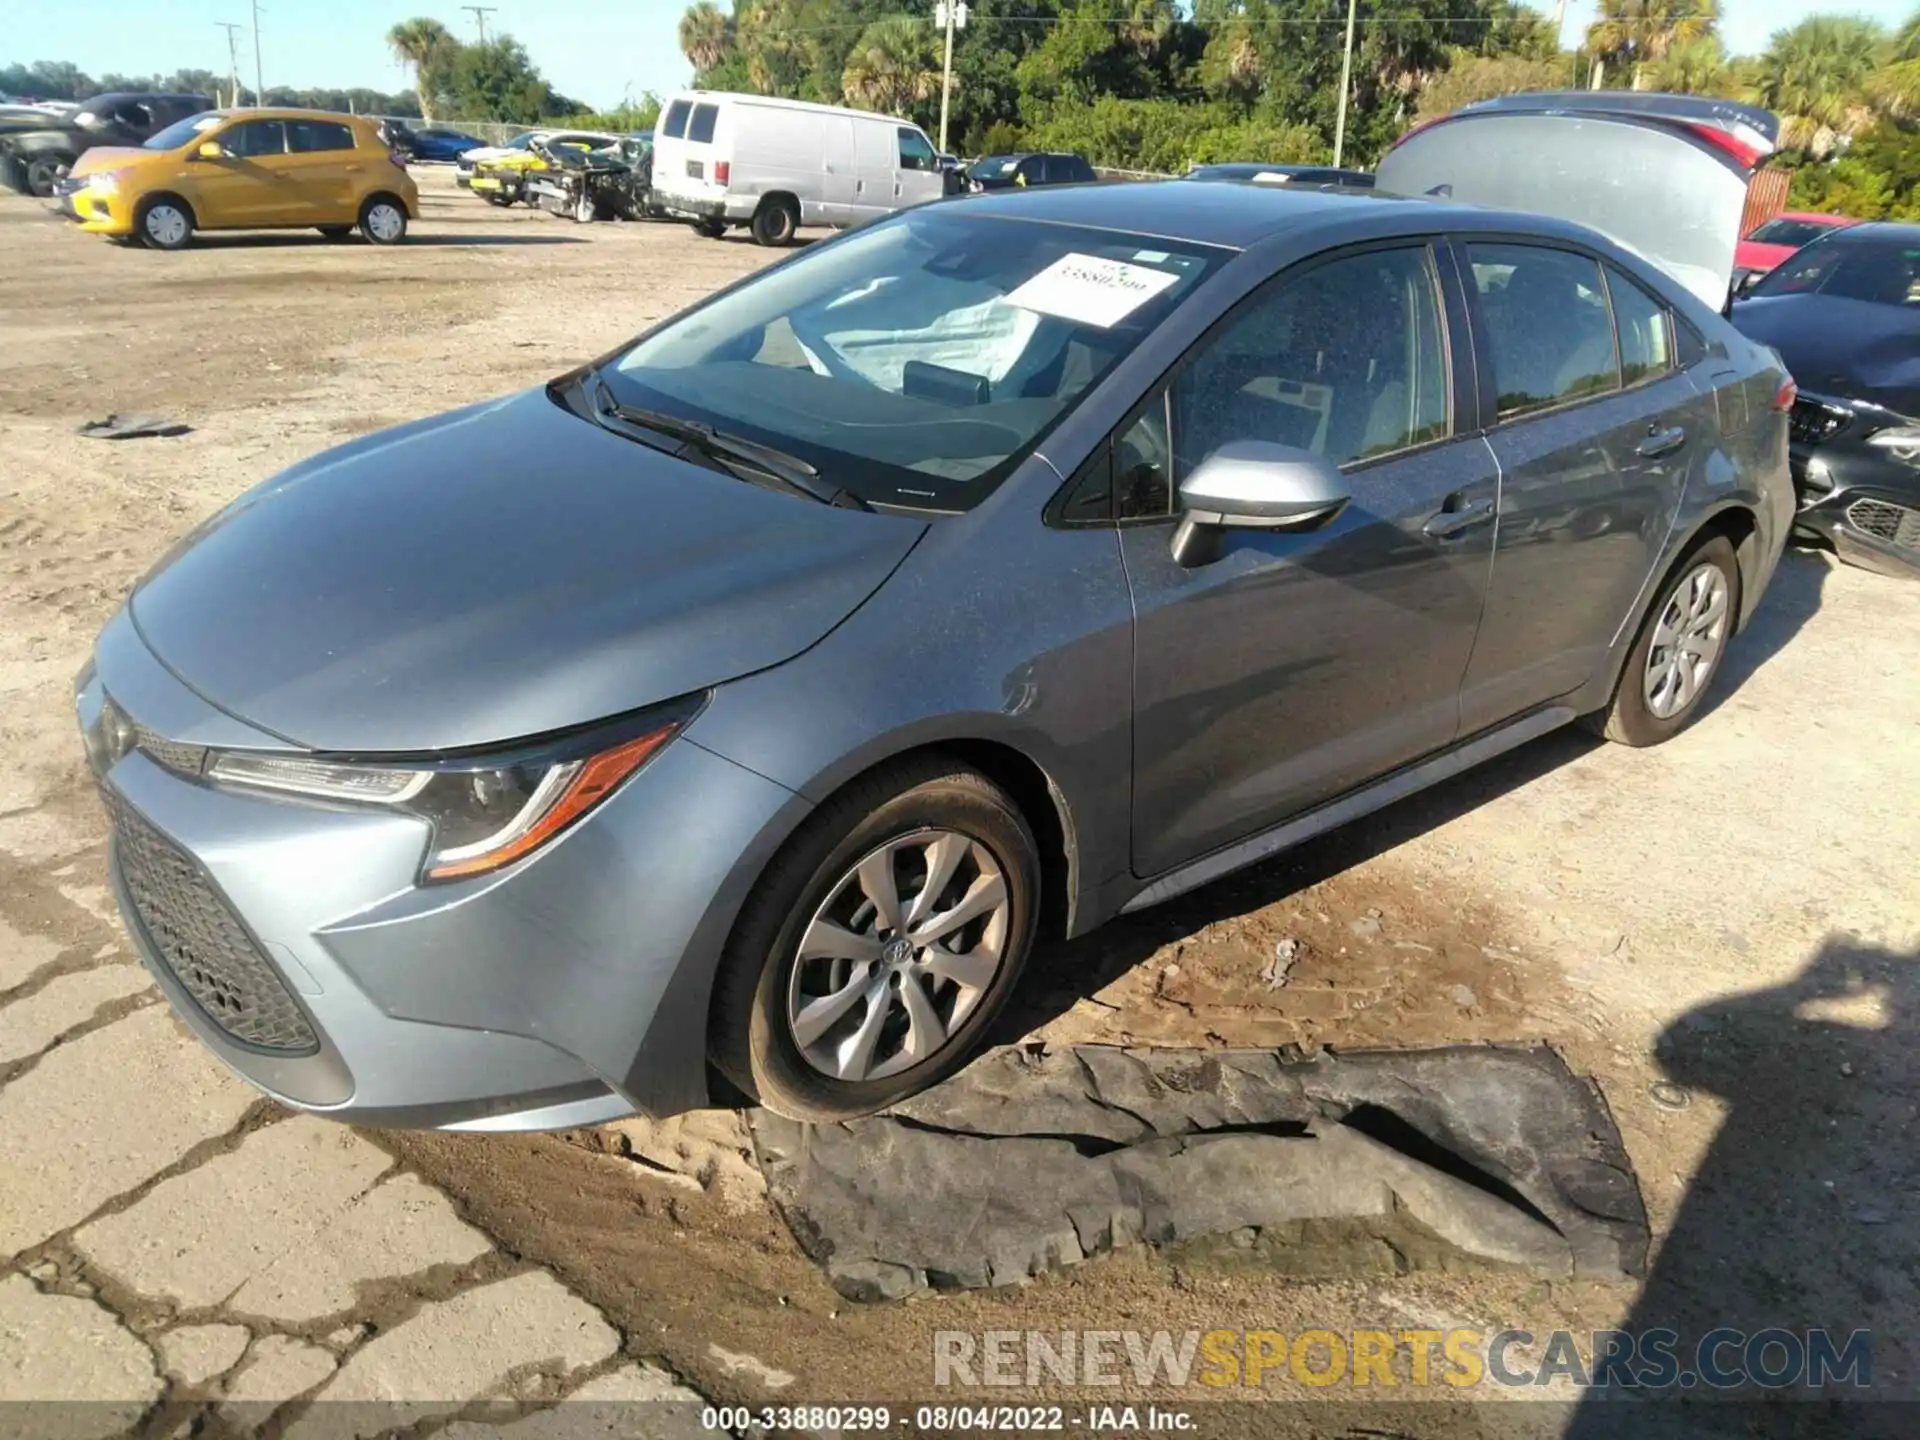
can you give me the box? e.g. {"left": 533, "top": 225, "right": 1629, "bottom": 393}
{"left": 4, "top": 170, "right": 1918, "bottom": 1430}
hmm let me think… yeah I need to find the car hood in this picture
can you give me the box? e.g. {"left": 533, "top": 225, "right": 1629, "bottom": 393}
{"left": 1732, "top": 293, "right": 1920, "bottom": 420}
{"left": 68, "top": 146, "right": 148, "bottom": 178}
{"left": 128, "top": 388, "right": 928, "bottom": 753}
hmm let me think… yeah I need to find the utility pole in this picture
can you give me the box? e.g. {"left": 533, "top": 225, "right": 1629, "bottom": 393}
{"left": 462, "top": 5, "right": 497, "bottom": 43}
{"left": 1331, "top": 0, "right": 1358, "bottom": 168}
{"left": 249, "top": 0, "right": 265, "bottom": 105}
{"left": 933, "top": 1, "right": 966, "bottom": 155}
{"left": 216, "top": 21, "right": 244, "bottom": 108}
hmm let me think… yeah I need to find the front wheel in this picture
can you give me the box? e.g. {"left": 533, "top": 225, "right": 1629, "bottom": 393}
{"left": 137, "top": 197, "right": 194, "bottom": 250}
{"left": 709, "top": 758, "right": 1040, "bottom": 1122}
{"left": 24, "top": 155, "right": 68, "bottom": 198}
{"left": 1586, "top": 534, "right": 1741, "bottom": 746}
{"left": 359, "top": 196, "right": 408, "bottom": 245}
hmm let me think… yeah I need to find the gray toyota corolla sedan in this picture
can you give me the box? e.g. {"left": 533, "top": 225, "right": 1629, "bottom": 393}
{"left": 79, "top": 93, "right": 1794, "bottom": 1125}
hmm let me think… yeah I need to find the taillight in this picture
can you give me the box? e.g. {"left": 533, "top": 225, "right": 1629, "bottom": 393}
{"left": 1683, "top": 121, "right": 1767, "bottom": 172}
{"left": 1772, "top": 376, "right": 1798, "bottom": 413}
{"left": 714, "top": 160, "right": 730, "bottom": 184}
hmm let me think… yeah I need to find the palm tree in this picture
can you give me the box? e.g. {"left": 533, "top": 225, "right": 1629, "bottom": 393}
{"left": 387, "top": 17, "right": 455, "bottom": 121}
{"left": 1870, "top": 9, "right": 1920, "bottom": 118}
{"left": 841, "top": 18, "right": 938, "bottom": 118}
{"left": 1586, "top": 0, "right": 1720, "bottom": 90}
{"left": 1648, "top": 34, "right": 1739, "bottom": 97}
{"left": 1757, "top": 16, "right": 1883, "bottom": 154}
{"left": 679, "top": 2, "right": 733, "bottom": 79}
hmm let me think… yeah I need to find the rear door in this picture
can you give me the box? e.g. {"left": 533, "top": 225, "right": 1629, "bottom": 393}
{"left": 1119, "top": 241, "right": 1496, "bottom": 877}
{"left": 1454, "top": 240, "right": 1706, "bottom": 729}
{"left": 281, "top": 118, "right": 360, "bottom": 221}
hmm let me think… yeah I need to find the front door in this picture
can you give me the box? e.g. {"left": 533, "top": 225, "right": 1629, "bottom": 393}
{"left": 894, "top": 126, "right": 944, "bottom": 207}
{"left": 193, "top": 118, "right": 309, "bottom": 227}
{"left": 1453, "top": 242, "right": 1706, "bottom": 730}
{"left": 1122, "top": 243, "right": 1496, "bottom": 878}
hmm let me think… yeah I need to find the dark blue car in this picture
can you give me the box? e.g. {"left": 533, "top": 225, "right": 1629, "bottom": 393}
{"left": 406, "top": 127, "right": 489, "bottom": 163}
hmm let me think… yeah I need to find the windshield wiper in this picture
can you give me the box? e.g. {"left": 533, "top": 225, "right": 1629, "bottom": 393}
{"left": 586, "top": 374, "right": 867, "bottom": 510}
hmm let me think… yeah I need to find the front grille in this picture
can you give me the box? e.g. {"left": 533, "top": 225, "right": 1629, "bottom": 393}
{"left": 1846, "top": 497, "right": 1920, "bottom": 551}
{"left": 132, "top": 723, "right": 207, "bottom": 778}
{"left": 105, "top": 790, "right": 318, "bottom": 1053}
{"left": 1789, "top": 398, "right": 1851, "bottom": 446}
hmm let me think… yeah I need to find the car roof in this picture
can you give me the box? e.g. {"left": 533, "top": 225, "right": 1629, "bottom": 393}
{"left": 1820, "top": 220, "right": 1920, "bottom": 243}
{"left": 952, "top": 178, "right": 1569, "bottom": 251}
{"left": 204, "top": 106, "right": 378, "bottom": 125}
{"left": 1770, "top": 211, "right": 1856, "bottom": 225}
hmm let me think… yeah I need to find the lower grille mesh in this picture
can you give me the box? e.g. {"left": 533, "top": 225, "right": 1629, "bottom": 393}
{"left": 1847, "top": 497, "right": 1920, "bottom": 552}
{"left": 105, "top": 791, "right": 318, "bottom": 1053}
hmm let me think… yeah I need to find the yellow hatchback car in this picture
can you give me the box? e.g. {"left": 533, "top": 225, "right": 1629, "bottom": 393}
{"left": 63, "top": 107, "right": 419, "bottom": 250}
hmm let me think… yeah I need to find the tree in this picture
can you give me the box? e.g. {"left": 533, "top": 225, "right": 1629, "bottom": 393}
{"left": 447, "top": 36, "right": 556, "bottom": 123}
{"left": 841, "top": 17, "right": 939, "bottom": 118}
{"left": 680, "top": 1, "right": 734, "bottom": 76}
{"left": 1413, "top": 53, "right": 1567, "bottom": 119}
{"left": 387, "top": 18, "right": 460, "bottom": 120}
{"left": 1586, "top": 0, "right": 1719, "bottom": 90}
{"left": 1756, "top": 16, "right": 1883, "bottom": 155}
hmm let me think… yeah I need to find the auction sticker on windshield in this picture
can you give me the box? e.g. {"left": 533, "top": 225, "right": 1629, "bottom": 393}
{"left": 1006, "top": 253, "right": 1182, "bottom": 328}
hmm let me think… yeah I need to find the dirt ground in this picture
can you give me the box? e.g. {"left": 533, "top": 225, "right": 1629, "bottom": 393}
{"left": 3, "top": 170, "right": 1918, "bottom": 1433}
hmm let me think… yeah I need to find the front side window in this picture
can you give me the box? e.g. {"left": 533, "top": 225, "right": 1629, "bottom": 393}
{"left": 898, "top": 127, "right": 935, "bottom": 172}
{"left": 607, "top": 210, "right": 1227, "bottom": 511}
{"left": 224, "top": 120, "right": 288, "bottom": 158}
{"left": 1754, "top": 236, "right": 1920, "bottom": 307}
{"left": 1173, "top": 245, "right": 1450, "bottom": 479}
{"left": 662, "top": 100, "right": 691, "bottom": 139}
{"left": 1468, "top": 242, "right": 1619, "bottom": 418}
{"left": 1607, "top": 268, "right": 1673, "bottom": 386}
{"left": 688, "top": 104, "right": 718, "bottom": 144}
{"left": 287, "top": 120, "right": 355, "bottom": 154}
{"left": 1746, "top": 217, "right": 1837, "bottom": 248}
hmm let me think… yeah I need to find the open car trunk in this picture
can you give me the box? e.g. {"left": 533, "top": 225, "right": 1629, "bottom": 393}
{"left": 1376, "top": 91, "right": 1780, "bottom": 311}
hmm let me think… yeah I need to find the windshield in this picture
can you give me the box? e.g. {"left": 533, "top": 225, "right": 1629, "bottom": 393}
{"left": 143, "top": 111, "right": 224, "bottom": 150}
{"left": 1747, "top": 217, "right": 1841, "bottom": 248}
{"left": 971, "top": 157, "right": 1018, "bottom": 179}
{"left": 604, "top": 208, "right": 1228, "bottom": 511}
{"left": 1752, "top": 234, "right": 1920, "bottom": 307}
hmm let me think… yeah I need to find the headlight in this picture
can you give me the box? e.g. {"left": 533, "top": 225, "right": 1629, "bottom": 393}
{"left": 206, "top": 697, "right": 702, "bottom": 881}
{"left": 1867, "top": 426, "right": 1920, "bottom": 466}
{"left": 87, "top": 170, "right": 125, "bottom": 196}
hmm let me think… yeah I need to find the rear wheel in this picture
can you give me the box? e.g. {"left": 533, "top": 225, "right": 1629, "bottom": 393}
{"left": 358, "top": 196, "right": 408, "bottom": 245}
{"left": 693, "top": 217, "right": 726, "bottom": 239}
{"left": 1586, "top": 534, "right": 1741, "bottom": 746}
{"left": 750, "top": 196, "right": 799, "bottom": 247}
{"left": 136, "top": 196, "right": 194, "bottom": 251}
{"left": 709, "top": 757, "right": 1040, "bottom": 1122}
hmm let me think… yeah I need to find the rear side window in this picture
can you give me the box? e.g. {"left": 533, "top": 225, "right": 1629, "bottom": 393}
{"left": 1016, "top": 157, "right": 1043, "bottom": 183}
{"left": 688, "top": 104, "right": 718, "bottom": 144}
{"left": 1056, "top": 155, "right": 1094, "bottom": 182}
{"left": 287, "top": 120, "right": 355, "bottom": 154}
{"left": 662, "top": 100, "right": 691, "bottom": 139}
{"left": 224, "top": 120, "right": 288, "bottom": 157}
{"left": 1467, "top": 243, "right": 1619, "bottom": 418}
{"left": 1174, "top": 244, "right": 1450, "bottom": 476}
{"left": 898, "top": 128, "right": 936, "bottom": 172}
{"left": 1606, "top": 268, "right": 1672, "bottom": 385}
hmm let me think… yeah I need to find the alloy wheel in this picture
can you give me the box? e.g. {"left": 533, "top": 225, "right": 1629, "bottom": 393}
{"left": 1643, "top": 561, "right": 1730, "bottom": 719}
{"left": 786, "top": 829, "right": 1011, "bottom": 1083}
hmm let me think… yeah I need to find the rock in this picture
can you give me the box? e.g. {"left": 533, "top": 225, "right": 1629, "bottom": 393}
{"left": 1450, "top": 985, "right": 1478, "bottom": 1009}
{"left": 1349, "top": 916, "right": 1382, "bottom": 941}
{"left": 1260, "top": 939, "right": 1300, "bottom": 989}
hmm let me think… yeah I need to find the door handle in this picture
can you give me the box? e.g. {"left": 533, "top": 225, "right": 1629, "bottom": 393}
{"left": 1636, "top": 425, "right": 1687, "bottom": 459}
{"left": 1423, "top": 496, "right": 1495, "bottom": 539}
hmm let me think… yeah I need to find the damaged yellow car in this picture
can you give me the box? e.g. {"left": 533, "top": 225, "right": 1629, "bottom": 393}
{"left": 466, "top": 130, "right": 615, "bottom": 206}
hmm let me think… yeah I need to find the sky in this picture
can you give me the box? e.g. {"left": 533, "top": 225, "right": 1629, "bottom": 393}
{"left": 20, "top": 0, "right": 1920, "bottom": 114}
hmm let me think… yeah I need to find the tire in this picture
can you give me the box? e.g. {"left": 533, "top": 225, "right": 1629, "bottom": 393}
{"left": 24, "top": 154, "right": 68, "bottom": 198}
{"left": 710, "top": 757, "right": 1041, "bottom": 1122}
{"left": 1585, "top": 534, "right": 1741, "bottom": 747}
{"left": 317, "top": 224, "right": 354, "bottom": 241}
{"left": 572, "top": 189, "right": 598, "bottom": 223}
{"left": 750, "top": 196, "right": 799, "bottom": 247}
{"left": 358, "top": 195, "right": 408, "bottom": 245}
{"left": 136, "top": 195, "right": 194, "bottom": 251}
{"left": 693, "top": 217, "right": 726, "bottom": 239}
{"left": 483, "top": 192, "right": 512, "bottom": 207}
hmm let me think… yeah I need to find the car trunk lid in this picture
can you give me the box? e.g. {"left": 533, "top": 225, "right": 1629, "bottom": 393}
{"left": 1377, "top": 91, "right": 1779, "bottom": 309}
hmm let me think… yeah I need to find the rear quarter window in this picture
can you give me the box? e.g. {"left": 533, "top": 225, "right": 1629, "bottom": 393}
{"left": 688, "top": 104, "right": 718, "bottom": 144}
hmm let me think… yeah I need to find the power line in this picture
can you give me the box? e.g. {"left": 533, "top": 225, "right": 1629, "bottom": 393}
{"left": 250, "top": 0, "right": 265, "bottom": 104}
{"left": 462, "top": 5, "right": 499, "bottom": 43}
{"left": 216, "top": 21, "right": 244, "bottom": 107}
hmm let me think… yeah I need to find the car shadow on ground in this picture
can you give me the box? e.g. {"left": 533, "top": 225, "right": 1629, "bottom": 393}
{"left": 1563, "top": 933, "right": 1918, "bottom": 1433}
{"left": 179, "top": 232, "right": 587, "bottom": 249}
{"left": 997, "top": 546, "right": 1831, "bottom": 1043}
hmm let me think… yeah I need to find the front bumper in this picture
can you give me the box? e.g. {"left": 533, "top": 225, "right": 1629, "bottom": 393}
{"left": 58, "top": 182, "right": 133, "bottom": 235}
{"left": 79, "top": 610, "right": 807, "bottom": 1128}
{"left": 1789, "top": 401, "right": 1920, "bottom": 579}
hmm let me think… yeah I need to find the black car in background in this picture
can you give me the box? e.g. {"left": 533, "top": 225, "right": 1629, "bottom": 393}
{"left": 0, "top": 91, "right": 212, "bottom": 196}
{"left": 1182, "top": 161, "right": 1375, "bottom": 188}
{"left": 966, "top": 152, "right": 1095, "bottom": 191}
{"left": 1732, "top": 221, "right": 1920, "bottom": 577}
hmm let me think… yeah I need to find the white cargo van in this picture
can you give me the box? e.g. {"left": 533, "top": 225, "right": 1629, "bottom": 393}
{"left": 651, "top": 91, "right": 945, "bottom": 246}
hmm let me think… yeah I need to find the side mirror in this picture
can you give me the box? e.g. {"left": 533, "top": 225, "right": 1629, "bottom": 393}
{"left": 1172, "top": 441, "right": 1351, "bottom": 567}
{"left": 194, "top": 140, "right": 225, "bottom": 160}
